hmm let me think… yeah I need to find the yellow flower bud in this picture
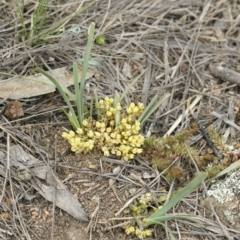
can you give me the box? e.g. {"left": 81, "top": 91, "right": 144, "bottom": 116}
{"left": 121, "top": 118, "right": 127, "bottom": 124}
{"left": 127, "top": 108, "right": 132, "bottom": 114}
{"left": 104, "top": 150, "right": 110, "bottom": 156}
{"left": 87, "top": 130, "right": 94, "bottom": 138}
{"left": 133, "top": 125, "right": 141, "bottom": 133}
{"left": 144, "top": 230, "right": 152, "bottom": 237}
{"left": 136, "top": 136, "right": 144, "bottom": 146}
{"left": 106, "top": 111, "right": 112, "bottom": 117}
{"left": 132, "top": 148, "right": 138, "bottom": 154}
{"left": 96, "top": 121, "right": 101, "bottom": 128}
{"left": 129, "top": 154, "right": 134, "bottom": 159}
{"left": 125, "top": 226, "right": 135, "bottom": 235}
{"left": 104, "top": 133, "right": 111, "bottom": 142}
{"left": 116, "top": 103, "right": 121, "bottom": 111}
{"left": 95, "top": 131, "right": 101, "bottom": 138}
{"left": 76, "top": 128, "right": 84, "bottom": 135}
{"left": 127, "top": 116, "right": 133, "bottom": 123}
{"left": 128, "top": 136, "right": 133, "bottom": 142}
{"left": 106, "top": 127, "right": 112, "bottom": 133}
{"left": 110, "top": 132, "right": 116, "bottom": 139}
{"left": 104, "top": 96, "right": 110, "bottom": 102}
{"left": 102, "top": 146, "right": 107, "bottom": 151}
{"left": 69, "top": 130, "right": 75, "bottom": 138}
{"left": 135, "top": 121, "right": 141, "bottom": 127}
{"left": 74, "top": 137, "right": 81, "bottom": 144}
{"left": 132, "top": 106, "right": 139, "bottom": 113}
{"left": 111, "top": 149, "right": 115, "bottom": 154}
{"left": 138, "top": 102, "right": 144, "bottom": 110}
{"left": 125, "top": 124, "right": 131, "bottom": 130}
{"left": 116, "top": 134, "right": 121, "bottom": 140}
{"left": 62, "top": 132, "right": 68, "bottom": 138}
{"left": 129, "top": 102, "right": 135, "bottom": 108}
{"left": 124, "top": 131, "right": 131, "bottom": 137}
{"left": 87, "top": 140, "right": 94, "bottom": 150}
{"left": 137, "top": 148, "right": 143, "bottom": 154}
{"left": 71, "top": 146, "right": 77, "bottom": 152}
{"left": 117, "top": 125, "right": 123, "bottom": 131}
{"left": 82, "top": 120, "right": 89, "bottom": 127}
{"left": 116, "top": 151, "right": 121, "bottom": 156}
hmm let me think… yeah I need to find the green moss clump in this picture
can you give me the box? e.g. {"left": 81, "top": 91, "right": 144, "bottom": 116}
{"left": 206, "top": 126, "right": 224, "bottom": 146}
{"left": 143, "top": 124, "right": 240, "bottom": 181}
{"left": 207, "top": 165, "right": 224, "bottom": 178}
{"left": 143, "top": 127, "right": 200, "bottom": 180}
{"left": 165, "top": 166, "right": 185, "bottom": 181}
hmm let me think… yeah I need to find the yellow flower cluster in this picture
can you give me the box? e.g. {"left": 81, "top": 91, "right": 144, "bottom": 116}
{"left": 125, "top": 226, "right": 152, "bottom": 239}
{"left": 129, "top": 193, "right": 153, "bottom": 216}
{"left": 98, "top": 97, "right": 122, "bottom": 119}
{"left": 123, "top": 192, "right": 156, "bottom": 238}
{"left": 62, "top": 130, "right": 94, "bottom": 153}
{"left": 62, "top": 97, "right": 145, "bottom": 161}
{"left": 139, "top": 193, "right": 153, "bottom": 205}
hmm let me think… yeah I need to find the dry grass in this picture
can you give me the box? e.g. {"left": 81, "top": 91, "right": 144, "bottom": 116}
{"left": 0, "top": 0, "right": 240, "bottom": 239}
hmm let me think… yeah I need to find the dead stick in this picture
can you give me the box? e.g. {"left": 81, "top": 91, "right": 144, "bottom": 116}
{"left": 209, "top": 64, "right": 240, "bottom": 86}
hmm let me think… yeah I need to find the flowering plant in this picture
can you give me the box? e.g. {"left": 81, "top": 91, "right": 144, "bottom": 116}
{"left": 36, "top": 23, "right": 169, "bottom": 160}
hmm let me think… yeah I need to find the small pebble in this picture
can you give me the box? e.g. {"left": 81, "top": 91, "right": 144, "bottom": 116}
{"left": 112, "top": 166, "right": 121, "bottom": 175}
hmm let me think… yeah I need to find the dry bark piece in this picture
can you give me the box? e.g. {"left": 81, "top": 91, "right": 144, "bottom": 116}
{"left": 8, "top": 145, "right": 88, "bottom": 221}
{"left": 0, "top": 66, "right": 94, "bottom": 99}
{"left": 209, "top": 64, "right": 240, "bottom": 86}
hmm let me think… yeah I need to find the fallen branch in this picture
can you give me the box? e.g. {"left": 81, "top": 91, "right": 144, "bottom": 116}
{"left": 209, "top": 64, "right": 240, "bottom": 86}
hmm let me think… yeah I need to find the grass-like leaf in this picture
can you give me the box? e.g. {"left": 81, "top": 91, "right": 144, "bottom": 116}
{"left": 94, "top": 90, "right": 100, "bottom": 120}
{"left": 119, "top": 70, "right": 147, "bottom": 103}
{"left": 138, "top": 94, "right": 170, "bottom": 125}
{"left": 78, "top": 22, "right": 95, "bottom": 126}
{"left": 30, "top": 0, "right": 48, "bottom": 39}
{"left": 35, "top": 67, "right": 80, "bottom": 129}
{"left": 35, "top": 22, "right": 95, "bottom": 130}
{"left": 15, "top": 0, "right": 26, "bottom": 32}
{"left": 34, "top": 1, "right": 96, "bottom": 45}
{"left": 113, "top": 92, "right": 121, "bottom": 126}
{"left": 143, "top": 172, "right": 207, "bottom": 227}
{"left": 73, "top": 62, "right": 82, "bottom": 128}
{"left": 16, "top": 0, "right": 97, "bottom": 46}
{"left": 144, "top": 214, "right": 200, "bottom": 224}
{"left": 158, "top": 222, "right": 175, "bottom": 240}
